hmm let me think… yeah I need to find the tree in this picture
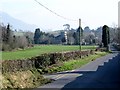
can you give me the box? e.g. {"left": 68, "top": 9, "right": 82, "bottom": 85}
{"left": 84, "top": 26, "right": 91, "bottom": 32}
{"left": 1, "top": 24, "right": 33, "bottom": 51}
{"left": 73, "top": 31, "right": 79, "bottom": 45}
{"left": 63, "top": 24, "right": 70, "bottom": 30}
{"left": 73, "top": 27, "right": 83, "bottom": 45}
{"left": 6, "top": 24, "right": 12, "bottom": 43}
{"left": 85, "top": 33, "right": 95, "bottom": 45}
{"left": 116, "top": 28, "right": 120, "bottom": 44}
{"left": 34, "top": 28, "right": 40, "bottom": 44}
{"left": 102, "top": 25, "right": 110, "bottom": 48}
{"left": 61, "top": 37, "right": 66, "bottom": 43}
{"left": 24, "top": 31, "right": 34, "bottom": 45}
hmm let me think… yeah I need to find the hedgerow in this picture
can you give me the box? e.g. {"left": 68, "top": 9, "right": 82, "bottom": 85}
{"left": 2, "top": 50, "right": 94, "bottom": 73}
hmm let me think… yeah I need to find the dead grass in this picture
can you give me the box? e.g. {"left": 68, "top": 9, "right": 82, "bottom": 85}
{"left": 2, "top": 70, "right": 50, "bottom": 88}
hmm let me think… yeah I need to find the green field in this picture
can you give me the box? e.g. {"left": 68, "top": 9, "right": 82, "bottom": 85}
{"left": 2, "top": 45, "right": 97, "bottom": 60}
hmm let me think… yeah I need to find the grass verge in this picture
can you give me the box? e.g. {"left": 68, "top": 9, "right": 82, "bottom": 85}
{"left": 2, "top": 69, "right": 51, "bottom": 88}
{"left": 41, "top": 52, "right": 108, "bottom": 74}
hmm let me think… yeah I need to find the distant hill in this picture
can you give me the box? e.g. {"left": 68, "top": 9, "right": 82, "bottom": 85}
{"left": 0, "top": 11, "right": 37, "bottom": 32}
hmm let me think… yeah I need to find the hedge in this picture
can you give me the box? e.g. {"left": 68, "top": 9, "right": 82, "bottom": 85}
{"left": 2, "top": 50, "right": 94, "bottom": 73}
{"left": 113, "top": 44, "right": 120, "bottom": 51}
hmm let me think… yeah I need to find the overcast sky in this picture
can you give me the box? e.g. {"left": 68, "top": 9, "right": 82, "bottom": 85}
{"left": 0, "top": 0, "right": 119, "bottom": 31}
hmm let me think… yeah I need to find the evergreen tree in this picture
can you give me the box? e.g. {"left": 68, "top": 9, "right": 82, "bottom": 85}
{"left": 6, "top": 24, "right": 13, "bottom": 44}
{"left": 34, "top": 28, "right": 41, "bottom": 44}
{"left": 102, "top": 25, "right": 110, "bottom": 47}
{"left": 73, "top": 27, "right": 83, "bottom": 45}
{"left": 6, "top": 24, "right": 11, "bottom": 43}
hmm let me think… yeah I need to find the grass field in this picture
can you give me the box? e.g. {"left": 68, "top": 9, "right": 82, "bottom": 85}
{"left": 2, "top": 45, "right": 97, "bottom": 60}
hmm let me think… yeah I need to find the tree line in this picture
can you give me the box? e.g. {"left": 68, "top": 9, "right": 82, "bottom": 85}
{"left": 1, "top": 23, "right": 120, "bottom": 51}
{"left": 0, "top": 24, "right": 33, "bottom": 51}
{"left": 33, "top": 27, "right": 83, "bottom": 45}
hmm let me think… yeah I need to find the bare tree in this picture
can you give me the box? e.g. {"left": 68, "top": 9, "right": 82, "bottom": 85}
{"left": 17, "top": 36, "right": 28, "bottom": 49}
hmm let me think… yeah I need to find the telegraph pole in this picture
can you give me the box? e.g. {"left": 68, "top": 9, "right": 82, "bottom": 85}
{"left": 79, "top": 19, "right": 82, "bottom": 51}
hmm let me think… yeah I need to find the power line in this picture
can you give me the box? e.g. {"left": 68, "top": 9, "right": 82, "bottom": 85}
{"left": 34, "top": 0, "right": 77, "bottom": 21}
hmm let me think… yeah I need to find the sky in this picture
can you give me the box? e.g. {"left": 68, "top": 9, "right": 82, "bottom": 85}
{"left": 0, "top": 0, "right": 119, "bottom": 31}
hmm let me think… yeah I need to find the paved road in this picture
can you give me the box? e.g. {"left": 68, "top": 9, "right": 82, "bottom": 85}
{"left": 37, "top": 48, "right": 120, "bottom": 89}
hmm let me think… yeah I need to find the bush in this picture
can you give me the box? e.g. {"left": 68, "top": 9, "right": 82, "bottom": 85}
{"left": 113, "top": 44, "right": 120, "bottom": 51}
{"left": 2, "top": 59, "right": 35, "bottom": 73}
{"left": 35, "top": 54, "right": 51, "bottom": 68}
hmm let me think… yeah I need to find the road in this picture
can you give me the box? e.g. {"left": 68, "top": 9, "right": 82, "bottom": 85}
{"left": 37, "top": 47, "right": 120, "bottom": 89}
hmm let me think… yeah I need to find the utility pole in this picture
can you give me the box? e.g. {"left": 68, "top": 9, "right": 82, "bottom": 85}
{"left": 79, "top": 19, "right": 82, "bottom": 51}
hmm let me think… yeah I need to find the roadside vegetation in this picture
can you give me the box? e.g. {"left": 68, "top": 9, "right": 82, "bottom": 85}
{"left": 36, "top": 52, "right": 108, "bottom": 74}
{"left": 2, "top": 69, "right": 51, "bottom": 88}
{"left": 2, "top": 51, "right": 108, "bottom": 88}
